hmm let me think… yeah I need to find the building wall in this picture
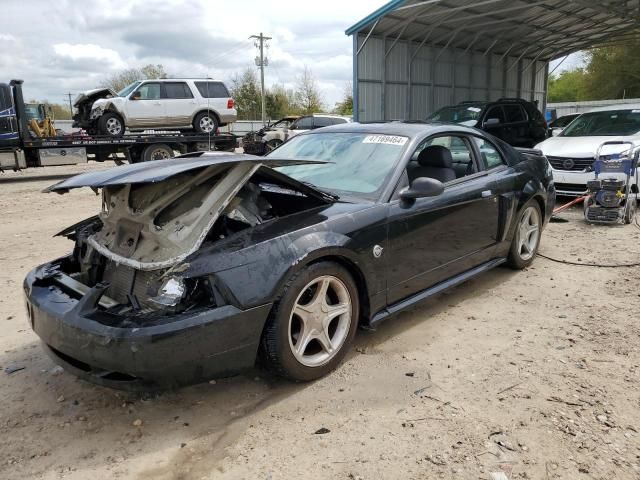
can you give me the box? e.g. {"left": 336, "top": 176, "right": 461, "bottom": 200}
{"left": 355, "top": 34, "right": 548, "bottom": 122}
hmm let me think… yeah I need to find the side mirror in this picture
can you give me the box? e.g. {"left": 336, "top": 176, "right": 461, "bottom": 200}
{"left": 483, "top": 117, "right": 500, "bottom": 127}
{"left": 130, "top": 91, "right": 141, "bottom": 100}
{"left": 399, "top": 177, "right": 444, "bottom": 201}
{"left": 551, "top": 127, "right": 562, "bottom": 136}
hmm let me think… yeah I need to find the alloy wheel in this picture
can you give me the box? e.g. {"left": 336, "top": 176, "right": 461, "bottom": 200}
{"left": 106, "top": 117, "right": 122, "bottom": 135}
{"left": 199, "top": 116, "right": 215, "bottom": 132}
{"left": 517, "top": 206, "right": 540, "bottom": 261}
{"left": 288, "top": 275, "right": 352, "bottom": 367}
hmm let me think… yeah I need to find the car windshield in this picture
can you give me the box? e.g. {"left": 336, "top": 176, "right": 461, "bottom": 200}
{"left": 550, "top": 115, "right": 577, "bottom": 128}
{"left": 427, "top": 104, "right": 484, "bottom": 123}
{"left": 271, "top": 132, "right": 408, "bottom": 198}
{"left": 561, "top": 110, "right": 640, "bottom": 137}
{"left": 117, "top": 81, "right": 141, "bottom": 97}
{"left": 271, "top": 118, "right": 295, "bottom": 128}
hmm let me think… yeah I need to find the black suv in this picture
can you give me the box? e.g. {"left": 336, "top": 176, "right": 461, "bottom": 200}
{"left": 426, "top": 98, "right": 548, "bottom": 148}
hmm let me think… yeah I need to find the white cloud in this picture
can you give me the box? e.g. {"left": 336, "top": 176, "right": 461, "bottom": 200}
{"left": 4, "top": 0, "right": 388, "bottom": 108}
{"left": 53, "top": 43, "right": 126, "bottom": 69}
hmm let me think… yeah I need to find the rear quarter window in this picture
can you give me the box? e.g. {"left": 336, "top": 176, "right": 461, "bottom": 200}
{"left": 195, "top": 82, "right": 230, "bottom": 98}
{"left": 474, "top": 137, "right": 505, "bottom": 169}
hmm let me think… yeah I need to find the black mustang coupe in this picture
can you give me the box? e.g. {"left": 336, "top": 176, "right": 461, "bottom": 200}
{"left": 24, "top": 122, "right": 555, "bottom": 389}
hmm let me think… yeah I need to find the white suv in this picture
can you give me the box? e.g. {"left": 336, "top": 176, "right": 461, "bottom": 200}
{"left": 76, "top": 79, "right": 236, "bottom": 136}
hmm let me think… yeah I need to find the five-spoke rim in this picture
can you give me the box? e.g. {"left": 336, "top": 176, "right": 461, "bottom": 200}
{"left": 517, "top": 206, "right": 540, "bottom": 261}
{"left": 288, "top": 275, "right": 352, "bottom": 367}
{"left": 106, "top": 117, "right": 122, "bottom": 135}
{"left": 199, "top": 116, "right": 215, "bottom": 132}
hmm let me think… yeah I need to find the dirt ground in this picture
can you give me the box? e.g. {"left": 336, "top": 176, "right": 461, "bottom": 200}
{"left": 1, "top": 162, "right": 639, "bottom": 480}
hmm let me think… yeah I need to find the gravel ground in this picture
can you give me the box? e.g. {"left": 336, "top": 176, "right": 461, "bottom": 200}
{"left": 1, "top": 162, "right": 639, "bottom": 480}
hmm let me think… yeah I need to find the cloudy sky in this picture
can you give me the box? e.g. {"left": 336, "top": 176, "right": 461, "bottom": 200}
{"left": 1, "top": 0, "right": 387, "bottom": 108}
{"left": 2, "top": 0, "right": 583, "bottom": 110}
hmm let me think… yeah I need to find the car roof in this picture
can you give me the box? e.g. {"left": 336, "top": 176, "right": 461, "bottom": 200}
{"left": 304, "top": 121, "right": 480, "bottom": 139}
{"left": 585, "top": 103, "right": 640, "bottom": 113}
{"left": 310, "top": 113, "right": 352, "bottom": 119}
{"left": 143, "top": 78, "right": 226, "bottom": 83}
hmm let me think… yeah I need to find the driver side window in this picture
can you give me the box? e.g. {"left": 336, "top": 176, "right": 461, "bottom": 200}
{"left": 484, "top": 106, "right": 506, "bottom": 123}
{"left": 134, "top": 83, "right": 161, "bottom": 100}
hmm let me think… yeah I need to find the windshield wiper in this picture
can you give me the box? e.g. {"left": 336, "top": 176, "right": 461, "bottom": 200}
{"left": 300, "top": 181, "right": 340, "bottom": 200}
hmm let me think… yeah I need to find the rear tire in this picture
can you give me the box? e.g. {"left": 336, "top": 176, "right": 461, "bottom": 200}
{"left": 141, "top": 143, "right": 174, "bottom": 162}
{"left": 507, "top": 200, "right": 542, "bottom": 269}
{"left": 97, "top": 112, "right": 124, "bottom": 137}
{"left": 193, "top": 111, "right": 219, "bottom": 134}
{"left": 260, "top": 261, "right": 359, "bottom": 381}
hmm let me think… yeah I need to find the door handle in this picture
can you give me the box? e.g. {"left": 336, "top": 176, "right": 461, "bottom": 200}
{"left": 481, "top": 190, "right": 493, "bottom": 198}
{"left": 154, "top": 102, "right": 162, "bottom": 105}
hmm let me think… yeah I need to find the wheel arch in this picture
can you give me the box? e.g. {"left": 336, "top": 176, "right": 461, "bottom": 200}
{"left": 102, "top": 102, "right": 125, "bottom": 120}
{"left": 306, "top": 254, "right": 371, "bottom": 326}
{"left": 192, "top": 108, "right": 221, "bottom": 125}
{"left": 270, "top": 244, "right": 372, "bottom": 328}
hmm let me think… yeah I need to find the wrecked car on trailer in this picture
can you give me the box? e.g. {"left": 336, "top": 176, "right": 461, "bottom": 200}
{"left": 72, "top": 87, "right": 116, "bottom": 133}
{"left": 24, "top": 122, "right": 555, "bottom": 390}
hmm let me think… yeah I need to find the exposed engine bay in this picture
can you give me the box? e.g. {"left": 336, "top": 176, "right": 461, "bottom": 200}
{"left": 49, "top": 160, "right": 329, "bottom": 324}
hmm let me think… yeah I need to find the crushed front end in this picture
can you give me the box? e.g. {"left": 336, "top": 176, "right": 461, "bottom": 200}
{"left": 24, "top": 154, "right": 330, "bottom": 389}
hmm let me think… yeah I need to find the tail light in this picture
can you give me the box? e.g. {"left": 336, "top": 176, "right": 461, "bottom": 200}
{"left": 227, "top": 98, "right": 235, "bottom": 109}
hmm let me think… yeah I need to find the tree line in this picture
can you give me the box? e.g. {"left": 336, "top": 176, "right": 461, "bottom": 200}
{"left": 548, "top": 42, "right": 640, "bottom": 102}
{"left": 229, "top": 66, "right": 352, "bottom": 120}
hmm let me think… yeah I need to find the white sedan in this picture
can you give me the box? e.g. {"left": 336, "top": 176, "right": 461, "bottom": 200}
{"left": 535, "top": 105, "right": 640, "bottom": 196}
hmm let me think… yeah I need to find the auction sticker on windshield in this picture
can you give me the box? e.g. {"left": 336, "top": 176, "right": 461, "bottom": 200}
{"left": 363, "top": 135, "right": 408, "bottom": 146}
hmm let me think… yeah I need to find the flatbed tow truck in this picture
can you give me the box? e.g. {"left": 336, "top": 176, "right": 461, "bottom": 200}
{"left": 0, "top": 79, "right": 237, "bottom": 170}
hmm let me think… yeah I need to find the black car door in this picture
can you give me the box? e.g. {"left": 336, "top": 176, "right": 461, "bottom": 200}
{"left": 482, "top": 105, "right": 511, "bottom": 144}
{"left": 503, "top": 104, "right": 529, "bottom": 147}
{"left": 385, "top": 134, "right": 501, "bottom": 305}
{"left": 472, "top": 135, "right": 518, "bottom": 249}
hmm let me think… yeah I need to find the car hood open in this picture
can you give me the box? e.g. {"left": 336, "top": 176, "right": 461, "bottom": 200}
{"left": 45, "top": 153, "right": 331, "bottom": 271}
{"left": 73, "top": 88, "right": 116, "bottom": 108}
{"left": 45, "top": 153, "right": 327, "bottom": 194}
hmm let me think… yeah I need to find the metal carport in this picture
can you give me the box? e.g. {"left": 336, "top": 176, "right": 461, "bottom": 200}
{"left": 346, "top": 0, "right": 640, "bottom": 122}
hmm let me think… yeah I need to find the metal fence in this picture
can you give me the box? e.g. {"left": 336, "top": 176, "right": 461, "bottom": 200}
{"left": 547, "top": 98, "right": 640, "bottom": 117}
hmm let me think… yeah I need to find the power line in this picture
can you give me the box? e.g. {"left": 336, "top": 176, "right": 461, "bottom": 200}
{"left": 203, "top": 40, "right": 253, "bottom": 68}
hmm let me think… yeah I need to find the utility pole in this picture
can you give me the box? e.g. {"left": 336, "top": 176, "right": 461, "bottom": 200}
{"left": 64, "top": 92, "right": 73, "bottom": 118}
{"left": 249, "top": 32, "right": 271, "bottom": 125}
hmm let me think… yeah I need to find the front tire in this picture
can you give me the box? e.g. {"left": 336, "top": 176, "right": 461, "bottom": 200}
{"left": 265, "top": 139, "right": 283, "bottom": 153}
{"left": 193, "top": 111, "right": 219, "bottom": 134}
{"left": 507, "top": 200, "right": 542, "bottom": 269}
{"left": 260, "top": 262, "right": 359, "bottom": 381}
{"left": 97, "top": 112, "right": 124, "bottom": 137}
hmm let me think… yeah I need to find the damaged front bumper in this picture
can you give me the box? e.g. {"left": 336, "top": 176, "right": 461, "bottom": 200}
{"left": 24, "top": 261, "right": 272, "bottom": 390}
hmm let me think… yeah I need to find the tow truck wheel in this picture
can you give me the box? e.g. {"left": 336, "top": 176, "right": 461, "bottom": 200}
{"left": 98, "top": 112, "right": 124, "bottom": 137}
{"left": 141, "top": 144, "right": 174, "bottom": 162}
